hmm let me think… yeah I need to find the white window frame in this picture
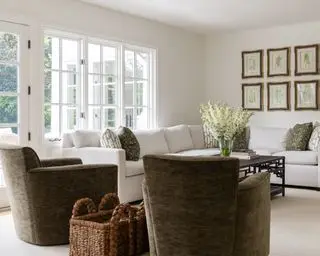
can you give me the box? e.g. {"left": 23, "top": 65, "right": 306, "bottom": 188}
{"left": 44, "top": 30, "right": 83, "bottom": 138}
{"left": 43, "top": 29, "right": 157, "bottom": 138}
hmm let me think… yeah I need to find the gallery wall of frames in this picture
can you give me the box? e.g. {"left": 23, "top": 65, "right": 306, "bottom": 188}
{"left": 241, "top": 44, "right": 320, "bottom": 111}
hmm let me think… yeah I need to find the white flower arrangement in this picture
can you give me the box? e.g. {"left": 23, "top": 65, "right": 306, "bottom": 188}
{"left": 200, "top": 102, "right": 253, "bottom": 141}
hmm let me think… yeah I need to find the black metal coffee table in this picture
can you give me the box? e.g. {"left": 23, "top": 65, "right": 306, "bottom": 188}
{"left": 239, "top": 155, "right": 285, "bottom": 197}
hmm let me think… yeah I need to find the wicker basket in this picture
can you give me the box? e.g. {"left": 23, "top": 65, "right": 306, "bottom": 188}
{"left": 69, "top": 193, "right": 149, "bottom": 256}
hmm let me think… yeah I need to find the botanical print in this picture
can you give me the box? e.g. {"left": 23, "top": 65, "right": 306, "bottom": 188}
{"left": 295, "top": 81, "right": 318, "bottom": 110}
{"left": 299, "top": 50, "right": 315, "bottom": 71}
{"left": 295, "top": 45, "right": 318, "bottom": 75}
{"left": 242, "top": 50, "right": 263, "bottom": 78}
{"left": 268, "top": 48, "right": 289, "bottom": 76}
{"left": 242, "top": 84, "right": 262, "bottom": 110}
{"left": 297, "top": 83, "right": 314, "bottom": 107}
{"left": 244, "top": 52, "right": 260, "bottom": 76}
{"left": 268, "top": 83, "right": 289, "bottom": 110}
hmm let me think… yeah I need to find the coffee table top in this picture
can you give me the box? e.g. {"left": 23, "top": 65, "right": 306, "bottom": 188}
{"left": 239, "top": 155, "right": 285, "bottom": 168}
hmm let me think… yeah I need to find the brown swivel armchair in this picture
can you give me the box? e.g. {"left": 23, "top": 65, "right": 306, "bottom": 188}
{"left": 142, "top": 155, "right": 271, "bottom": 256}
{"left": 0, "top": 145, "right": 118, "bottom": 246}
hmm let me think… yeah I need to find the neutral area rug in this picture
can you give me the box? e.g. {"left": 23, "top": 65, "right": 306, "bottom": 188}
{"left": 0, "top": 189, "right": 319, "bottom": 256}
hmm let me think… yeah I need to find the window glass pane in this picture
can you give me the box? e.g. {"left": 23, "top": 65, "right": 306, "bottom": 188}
{"left": 0, "top": 64, "right": 17, "bottom": 92}
{"left": 136, "top": 52, "right": 149, "bottom": 79}
{"left": 124, "top": 78, "right": 133, "bottom": 106}
{"left": 88, "top": 74, "right": 101, "bottom": 104}
{"left": 62, "top": 106, "right": 78, "bottom": 131}
{"left": 88, "top": 43, "right": 100, "bottom": 74}
{"left": 62, "top": 39, "right": 78, "bottom": 71}
{"left": 44, "top": 104, "right": 60, "bottom": 138}
{"left": 125, "top": 108, "right": 133, "bottom": 129}
{"left": 103, "top": 46, "right": 117, "bottom": 75}
{"left": 136, "top": 107, "right": 148, "bottom": 129}
{"left": 103, "top": 76, "right": 116, "bottom": 105}
{"left": 88, "top": 106, "right": 100, "bottom": 129}
{"left": 136, "top": 81, "right": 148, "bottom": 106}
{"left": 103, "top": 108, "right": 116, "bottom": 128}
{"left": 125, "top": 50, "right": 134, "bottom": 77}
{"left": 0, "top": 96, "right": 17, "bottom": 123}
{"left": 44, "top": 36, "right": 59, "bottom": 70}
{"left": 0, "top": 32, "right": 18, "bottom": 62}
{"left": 44, "top": 71, "right": 59, "bottom": 104}
{"left": 62, "top": 72, "right": 79, "bottom": 104}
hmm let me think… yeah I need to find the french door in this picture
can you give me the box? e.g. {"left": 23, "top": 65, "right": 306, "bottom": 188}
{"left": 0, "top": 21, "right": 29, "bottom": 209}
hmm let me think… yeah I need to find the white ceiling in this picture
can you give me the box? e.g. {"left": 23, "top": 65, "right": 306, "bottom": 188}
{"left": 80, "top": 0, "right": 320, "bottom": 33}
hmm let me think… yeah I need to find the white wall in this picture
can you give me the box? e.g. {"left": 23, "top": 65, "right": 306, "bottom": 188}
{"left": 0, "top": 0, "right": 205, "bottom": 155}
{"left": 206, "top": 21, "right": 320, "bottom": 128}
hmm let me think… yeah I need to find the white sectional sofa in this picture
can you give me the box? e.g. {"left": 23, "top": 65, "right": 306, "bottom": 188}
{"left": 61, "top": 125, "right": 320, "bottom": 203}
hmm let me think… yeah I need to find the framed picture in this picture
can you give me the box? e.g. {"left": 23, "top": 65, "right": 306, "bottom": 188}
{"left": 294, "top": 80, "right": 318, "bottom": 110}
{"left": 242, "top": 83, "right": 263, "bottom": 110}
{"left": 294, "top": 44, "right": 319, "bottom": 75}
{"left": 267, "top": 47, "right": 290, "bottom": 77}
{"left": 267, "top": 82, "right": 290, "bottom": 110}
{"left": 242, "top": 50, "right": 263, "bottom": 78}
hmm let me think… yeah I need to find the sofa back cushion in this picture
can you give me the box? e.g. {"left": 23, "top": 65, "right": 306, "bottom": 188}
{"left": 164, "top": 125, "right": 194, "bottom": 153}
{"left": 62, "top": 132, "right": 74, "bottom": 148}
{"left": 134, "top": 128, "right": 169, "bottom": 157}
{"left": 188, "top": 125, "right": 205, "bottom": 149}
{"left": 71, "top": 130, "right": 101, "bottom": 148}
{"left": 249, "top": 126, "right": 288, "bottom": 151}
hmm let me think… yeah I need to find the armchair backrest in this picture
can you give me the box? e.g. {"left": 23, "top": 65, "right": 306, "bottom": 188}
{"left": 0, "top": 146, "right": 41, "bottom": 239}
{"left": 143, "top": 154, "right": 240, "bottom": 256}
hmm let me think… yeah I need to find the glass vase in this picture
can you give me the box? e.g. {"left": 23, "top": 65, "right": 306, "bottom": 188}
{"left": 219, "top": 139, "right": 233, "bottom": 157}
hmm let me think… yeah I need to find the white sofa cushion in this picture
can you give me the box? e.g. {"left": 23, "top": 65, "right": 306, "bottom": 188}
{"left": 167, "top": 148, "right": 220, "bottom": 157}
{"left": 62, "top": 132, "right": 74, "bottom": 148}
{"left": 249, "top": 126, "right": 288, "bottom": 152}
{"left": 188, "top": 125, "right": 205, "bottom": 149}
{"left": 254, "top": 148, "right": 283, "bottom": 156}
{"left": 126, "top": 160, "right": 144, "bottom": 177}
{"left": 134, "top": 128, "right": 169, "bottom": 157}
{"left": 72, "top": 130, "right": 101, "bottom": 148}
{"left": 164, "top": 125, "right": 194, "bottom": 153}
{"left": 273, "top": 151, "right": 318, "bottom": 165}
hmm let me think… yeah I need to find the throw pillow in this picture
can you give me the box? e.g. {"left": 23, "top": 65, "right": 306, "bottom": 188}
{"left": 308, "top": 126, "right": 320, "bottom": 151}
{"left": 116, "top": 126, "right": 140, "bottom": 161}
{"left": 100, "top": 128, "right": 122, "bottom": 149}
{"left": 203, "top": 125, "right": 219, "bottom": 148}
{"left": 285, "top": 122, "right": 313, "bottom": 151}
{"left": 233, "top": 128, "right": 249, "bottom": 151}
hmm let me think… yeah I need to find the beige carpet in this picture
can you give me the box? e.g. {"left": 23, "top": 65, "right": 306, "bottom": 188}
{"left": 0, "top": 188, "right": 319, "bottom": 256}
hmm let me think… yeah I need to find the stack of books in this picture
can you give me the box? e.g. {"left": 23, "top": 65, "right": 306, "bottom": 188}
{"left": 230, "top": 150, "right": 259, "bottom": 160}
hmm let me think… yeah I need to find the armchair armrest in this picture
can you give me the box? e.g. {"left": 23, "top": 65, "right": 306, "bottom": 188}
{"left": 234, "top": 172, "right": 271, "bottom": 256}
{"left": 29, "top": 164, "right": 116, "bottom": 173}
{"left": 40, "top": 158, "right": 82, "bottom": 167}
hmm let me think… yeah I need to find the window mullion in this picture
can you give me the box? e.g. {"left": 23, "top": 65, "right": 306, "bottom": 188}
{"left": 59, "top": 38, "right": 63, "bottom": 135}
{"left": 100, "top": 44, "right": 103, "bottom": 129}
{"left": 120, "top": 46, "right": 125, "bottom": 127}
{"left": 83, "top": 37, "right": 89, "bottom": 130}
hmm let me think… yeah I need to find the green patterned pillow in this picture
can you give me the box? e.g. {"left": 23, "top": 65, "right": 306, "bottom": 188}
{"left": 233, "top": 128, "right": 249, "bottom": 151}
{"left": 116, "top": 126, "right": 140, "bottom": 161}
{"left": 100, "top": 128, "right": 122, "bottom": 149}
{"left": 285, "top": 122, "right": 313, "bottom": 151}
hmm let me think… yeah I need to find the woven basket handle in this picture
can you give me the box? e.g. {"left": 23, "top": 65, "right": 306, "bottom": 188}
{"left": 72, "top": 198, "right": 97, "bottom": 217}
{"left": 98, "top": 193, "right": 120, "bottom": 212}
{"left": 110, "top": 204, "right": 137, "bottom": 256}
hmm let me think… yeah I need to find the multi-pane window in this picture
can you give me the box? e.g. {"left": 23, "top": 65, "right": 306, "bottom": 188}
{"left": 44, "top": 35, "right": 81, "bottom": 138}
{"left": 44, "top": 31, "right": 156, "bottom": 138}
{"left": 124, "top": 48, "right": 151, "bottom": 129}
{"left": 87, "top": 42, "right": 118, "bottom": 130}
